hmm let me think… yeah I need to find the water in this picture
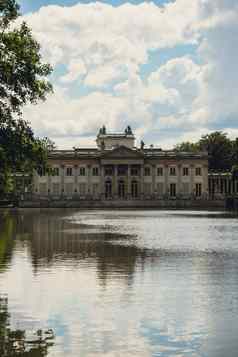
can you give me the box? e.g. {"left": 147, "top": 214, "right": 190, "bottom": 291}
{"left": 0, "top": 209, "right": 238, "bottom": 357}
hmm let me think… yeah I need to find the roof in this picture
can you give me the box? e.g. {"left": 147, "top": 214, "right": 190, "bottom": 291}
{"left": 48, "top": 146, "right": 208, "bottom": 160}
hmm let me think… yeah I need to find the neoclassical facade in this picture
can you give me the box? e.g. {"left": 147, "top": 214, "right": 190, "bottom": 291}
{"left": 34, "top": 127, "right": 209, "bottom": 200}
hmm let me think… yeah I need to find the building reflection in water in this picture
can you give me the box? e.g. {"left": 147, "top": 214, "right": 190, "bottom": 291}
{"left": 7, "top": 210, "right": 152, "bottom": 287}
{"left": 1, "top": 210, "right": 238, "bottom": 356}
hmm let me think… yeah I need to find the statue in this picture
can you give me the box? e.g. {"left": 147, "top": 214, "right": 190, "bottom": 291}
{"left": 127, "top": 125, "right": 132, "bottom": 135}
{"left": 125, "top": 125, "right": 132, "bottom": 135}
{"left": 102, "top": 125, "right": 106, "bottom": 135}
{"left": 140, "top": 140, "right": 145, "bottom": 150}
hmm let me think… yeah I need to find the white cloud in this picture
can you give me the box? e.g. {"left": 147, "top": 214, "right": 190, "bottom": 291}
{"left": 18, "top": 0, "right": 238, "bottom": 148}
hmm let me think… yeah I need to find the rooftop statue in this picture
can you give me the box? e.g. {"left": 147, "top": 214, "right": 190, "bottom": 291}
{"left": 102, "top": 125, "right": 106, "bottom": 134}
{"left": 140, "top": 140, "right": 145, "bottom": 150}
{"left": 125, "top": 125, "right": 133, "bottom": 135}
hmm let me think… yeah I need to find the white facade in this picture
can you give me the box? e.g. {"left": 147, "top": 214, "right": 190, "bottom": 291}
{"left": 34, "top": 127, "right": 209, "bottom": 200}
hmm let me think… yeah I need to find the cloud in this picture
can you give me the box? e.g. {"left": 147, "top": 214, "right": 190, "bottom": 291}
{"left": 18, "top": 0, "right": 238, "bottom": 148}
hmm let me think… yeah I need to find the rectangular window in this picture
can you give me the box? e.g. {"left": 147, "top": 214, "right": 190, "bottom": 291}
{"left": 66, "top": 167, "right": 73, "bottom": 176}
{"left": 92, "top": 167, "right": 99, "bottom": 176}
{"left": 79, "top": 183, "right": 86, "bottom": 195}
{"left": 195, "top": 167, "right": 202, "bottom": 176}
{"left": 131, "top": 166, "right": 139, "bottom": 176}
{"left": 118, "top": 165, "right": 127, "bottom": 176}
{"left": 170, "top": 183, "right": 176, "bottom": 197}
{"left": 157, "top": 182, "right": 164, "bottom": 195}
{"left": 79, "top": 167, "right": 86, "bottom": 176}
{"left": 144, "top": 167, "right": 151, "bottom": 176}
{"left": 157, "top": 167, "right": 163, "bottom": 176}
{"left": 38, "top": 167, "right": 46, "bottom": 177}
{"left": 169, "top": 167, "right": 176, "bottom": 176}
{"left": 196, "top": 183, "right": 202, "bottom": 197}
{"left": 51, "top": 167, "right": 59, "bottom": 176}
{"left": 104, "top": 166, "right": 113, "bottom": 176}
{"left": 183, "top": 167, "right": 189, "bottom": 176}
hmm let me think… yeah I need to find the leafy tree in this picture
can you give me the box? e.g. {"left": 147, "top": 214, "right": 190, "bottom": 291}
{"left": 0, "top": 0, "right": 53, "bottom": 195}
{"left": 174, "top": 141, "right": 199, "bottom": 152}
{"left": 198, "top": 131, "right": 233, "bottom": 171}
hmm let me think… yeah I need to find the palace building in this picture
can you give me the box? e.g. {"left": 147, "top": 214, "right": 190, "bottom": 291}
{"left": 34, "top": 126, "right": 209, "bottom": 201}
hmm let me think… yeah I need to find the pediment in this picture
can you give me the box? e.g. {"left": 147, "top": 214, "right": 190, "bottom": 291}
{"left": 101, "top": 145, "right": 144, "bottom": 159}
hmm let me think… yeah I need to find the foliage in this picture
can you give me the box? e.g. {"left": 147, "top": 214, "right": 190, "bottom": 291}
{"left": 174, "top": 141, "right": 199, "bottom": 152}
{"left": 174, "top": 131, "right": 238, "bottom": 172}
{"left": 0, "top": 297, "right": 54, "bottom": 356}
{"left": 0, "top": 0, "right": 53, "bottom": 195}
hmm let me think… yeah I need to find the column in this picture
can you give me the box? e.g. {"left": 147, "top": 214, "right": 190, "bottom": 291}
{"left": 203, "top": 164, "right": 208, "bottom": 198}
{"left": 177, "top": 164, "right": 182, "bottom": 198}
{"left": 114, "top": 165, "right": 117, "bottom": 199}
{"left": 87, "top": 165, "right": 91, "bottom": 198}
{"left": 190, "top": 164, "right": 194, "bottom": 198}
{"left": 140, "top": 164, "right": 144, "bottom": 199}
{"left": 164, "top": 164, "right": 168, "bottom": 198}
{"left": 100, "top": 165, "right": 104, "bottom": 199}
{"left": 127, "top": 164, "right": 131, "bottom": 199}
{"left": 152, "top": 164, "right": 156, "bottom": 199}
{"left": 61, "top": 165, "right": 65, "bottom": 197}
{"left": 74, "top": 165, "right": 78, "bottom": 196}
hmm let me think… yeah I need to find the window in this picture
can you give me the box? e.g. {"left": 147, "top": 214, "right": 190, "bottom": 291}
{"left": 53, "top": 167, "right": 59, "bottom": 176}
{"left": 66, "top": 167, "right": 73, "bottom": 176}
{"left": 195, "top": 167, "right": 202, "bottom": 176}
{"left": 144, "top": 167, "right": 151, "bottom": 176}
{"left": 183, "top": 167, "right": 189, "bottom": 176}
{"left": 170, "top": 183, "right": 176, "bottom": 197}
{"left": 157, "top": 167, "right": 163, "bottom": 176}
{"left": 195, "top": 183, "right": 202, "bottom": 197}
{"left": 104, "top": 166, "right": 113, "bottom": 176}
{"left": 169, "top": 167, "right": 176, "bottom": 176}
{"left": 92, "top": 167, "right": 99, "bottom": 176}
{"left": 118, "top": 165, "right": 127, "bottom": 176}
{"left": 38, "top": 167, "right": 46, "bottom": 177}
{"left": 157, "top": 182, "right": 164, "bottom": 195}
{"left": 131, "top": 166, "right": 139, "bottom": 176}
{"left": 79, "top": 167, "right": 86, "bottom": 176}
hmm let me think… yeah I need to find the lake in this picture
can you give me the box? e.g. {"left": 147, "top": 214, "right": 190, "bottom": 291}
{"left": 0, "top": 209, "right": 238, "bottom": 356}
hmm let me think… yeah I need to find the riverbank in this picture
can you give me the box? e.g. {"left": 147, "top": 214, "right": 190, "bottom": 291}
{"left": 10, "top": 199, "right": 225, "bottom": 210}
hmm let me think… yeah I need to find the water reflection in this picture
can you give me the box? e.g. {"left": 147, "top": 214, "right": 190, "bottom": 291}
{"left": 0, "top": 209, "right": 238, "bottom": 356}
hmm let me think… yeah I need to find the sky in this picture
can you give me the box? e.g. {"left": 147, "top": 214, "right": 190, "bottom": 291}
{"left": 16, "top": 0, "right": 238, "bottom": 149}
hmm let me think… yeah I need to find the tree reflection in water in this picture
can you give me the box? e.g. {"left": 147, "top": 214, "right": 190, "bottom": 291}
{"left": 0, "top": 297, "right": 54, "bottom": 357}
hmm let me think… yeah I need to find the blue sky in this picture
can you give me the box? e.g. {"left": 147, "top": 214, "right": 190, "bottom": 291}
{"left": 18, "top": 0, "right": 173, "bottom": 13}
{"left": 19, "top": 0, "right": 238, "bottom": 148}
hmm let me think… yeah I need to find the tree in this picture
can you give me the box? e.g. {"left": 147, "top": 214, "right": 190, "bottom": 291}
{"left": 198, "top": 131, "right": 233, "bottom": 171}
{"left": 0, "top": 0, "right": 53, "bottom": 195}
{"left": 174, "top": 141, "right": 199, "bottom": 152}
